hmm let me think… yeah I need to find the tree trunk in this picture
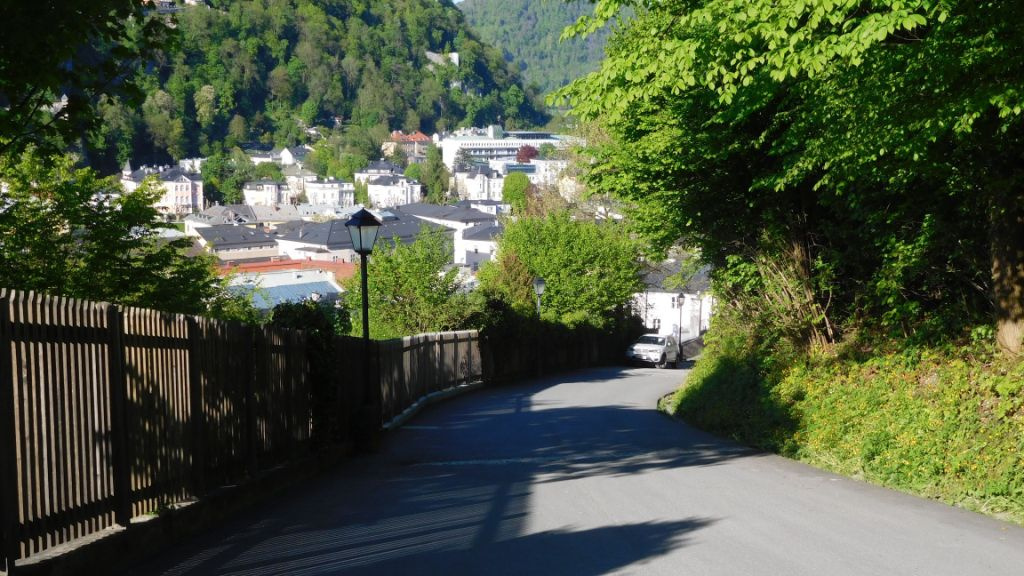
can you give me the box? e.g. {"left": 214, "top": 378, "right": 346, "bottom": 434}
{"left": 990, "top": 191, "right": 1024, "bottom": 355}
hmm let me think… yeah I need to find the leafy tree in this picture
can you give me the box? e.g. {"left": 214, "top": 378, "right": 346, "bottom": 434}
{"left": 479, "top": 210, "right": 641, "bottom": 327}
{"left": 420, "top": 145, "right": 450, "bottom": 204}
{"left": 0, "top": 0, "right": 172, "bottom": 155}
{"left": 253, "top": 161, "right": 284, "bottom": 181}
{"left": 501, "top": 172, "right": 531, "bottom": 214}
{"left": 344, "top": 226, "right": 478, "bottom": 339}
{"left": 0, "top": 149, "right": 250, "bottom": 319}
{"left": 515, "top": 145, "right": 538, "bottom": 164}
{"left": 558, "top": 0, "right": 1024, "bottom": 352}
{"left": 353, "top": 180, "right": 370, "bottom": 206}
{"left": 404, "top": 162, "right": 423, "bottom": 182}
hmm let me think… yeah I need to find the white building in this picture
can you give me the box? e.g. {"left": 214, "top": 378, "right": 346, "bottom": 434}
{"left": 438, "top": 125, "right": 573, "bottom": 171}
{"left": 120, "top": 162, "right": 204, "bottom": 216}
{"left": 305, "top": 179, "right": 355, "bottom": 207}
{"left": 451, "top": 165, "right": 505, "bottom": 202}
{"left": 456, "top": 223, "right": 502, "bottom": 268}
{"left": 242, "top": 180, "right": 290, "bottom": 207}
{"left": 632, "top": 261, "right": 714, "bottom": 340}
{"left": 367, "top": 175, "right": 423, "bottom": 208}
{"left": 354, "top": 160, "right": 402, "bottom": 184}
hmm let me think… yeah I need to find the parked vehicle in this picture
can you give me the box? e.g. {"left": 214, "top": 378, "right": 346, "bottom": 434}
{"left": 626, "top": 334, "right": 679, "bottom": 368}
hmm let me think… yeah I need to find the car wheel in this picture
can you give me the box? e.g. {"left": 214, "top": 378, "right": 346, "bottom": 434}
{"left": 655, "top": 354, "right": 667, "bottom": 369}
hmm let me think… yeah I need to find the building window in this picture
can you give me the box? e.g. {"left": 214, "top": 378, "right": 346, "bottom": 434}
{"left": 653, "top": 318, "right": 661, "bottom": 331}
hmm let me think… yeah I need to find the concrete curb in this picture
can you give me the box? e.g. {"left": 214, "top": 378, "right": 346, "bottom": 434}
{"left": 382, "top": 380, "right": 486, "bottom": 431}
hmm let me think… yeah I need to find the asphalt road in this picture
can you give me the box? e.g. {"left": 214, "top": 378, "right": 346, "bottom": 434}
{"left": 127, "top": 366, "right": 1024, "bottom": 575}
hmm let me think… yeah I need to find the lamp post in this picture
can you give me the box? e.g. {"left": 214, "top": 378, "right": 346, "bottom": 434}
{"left": 533, "top": 276, "right": 545, "bottom": 316}
{"left": 696, "top": 291, "right": 704, "bottom": 334}
{"left": 533, "top": 277, "right": 545, "bottom": 377}
{"left": 345, "top": 208, "right": 382, "bottom": 450}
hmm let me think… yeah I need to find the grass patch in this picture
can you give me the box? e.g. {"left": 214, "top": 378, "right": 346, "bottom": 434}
{"left": 665, "top": 313, "right": 1024, "bottom": 524}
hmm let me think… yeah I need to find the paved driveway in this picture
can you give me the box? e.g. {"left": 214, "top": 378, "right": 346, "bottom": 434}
{"left": 127, "top": 366, "right": 1024, "bottom": 575}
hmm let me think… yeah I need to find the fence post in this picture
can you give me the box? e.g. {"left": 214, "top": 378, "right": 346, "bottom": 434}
{"left": 106, "top": 305, "right": 132, "bottom": 528}
{"left": 1, "top": 294, "right": 20, "bottom": 574}
{"left": 188, "top": 317, "right": 206, "bottom": 498}
{"left": 244, "top": 325, "right": 258, "bottom": 477}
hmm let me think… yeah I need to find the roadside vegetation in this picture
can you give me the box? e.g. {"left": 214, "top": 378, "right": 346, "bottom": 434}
{"left": 662, "top": 308, "right": 1024, "bottom": 524}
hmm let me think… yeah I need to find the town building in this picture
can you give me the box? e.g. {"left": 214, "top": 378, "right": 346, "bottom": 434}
{"left": 353, "top": 160, "right": 402, "bottom": 184}
{"left": 366, "top": 175, "right": 422, "bottom": 208}
{"left": 381, "top": 130, "right": 432, "bottom": 163}
{"left": 305, "top": 178, "right": 355, "bottom": 207}
{"left": 456, "top": 222, "right": 502, "bottom": 268}
{"left": 120, "top": 162, "right": 204, "bottom": 216}
{"left": 632, "top": 260, "right": 714, "bottom": 340}
{"left": 195, "top": 225, "right": 280, "bottom": 262}
{"left": 437, "top": 125, "right": 572, "bottom": 171}
{"left": 274, "top": 208, "right": 449, "bottom": 264}
{"left": 228, "top": 269, "right": 344, "bottom": 311}
{"left": 242, "top": 180, "right": 291, "bottom": 207}
{"left": 451, "top": 165, "right": 505, "bottom": 202}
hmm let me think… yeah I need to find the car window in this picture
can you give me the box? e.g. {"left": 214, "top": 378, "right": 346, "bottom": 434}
{"left": 636, "top": 336, "right": 665, "bottom": 345}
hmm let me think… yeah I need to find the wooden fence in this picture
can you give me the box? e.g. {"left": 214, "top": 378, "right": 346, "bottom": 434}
{"left": 0, "top": 289, "right": 484, "bottom": 572}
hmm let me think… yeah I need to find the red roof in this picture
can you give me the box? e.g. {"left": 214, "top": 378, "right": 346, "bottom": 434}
{"left": 390, "top": 130, "right": 431, "bottom": 143}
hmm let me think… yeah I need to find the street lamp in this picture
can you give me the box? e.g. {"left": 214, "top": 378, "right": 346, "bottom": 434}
{"left": 533, "top": 276, "right": 545, "bottom": 316}
{"left": 345, "top": 208, "right": 382, "bottom": 449}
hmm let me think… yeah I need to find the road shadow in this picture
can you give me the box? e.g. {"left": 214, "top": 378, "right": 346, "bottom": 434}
{"left": 125, "top": 366, "right": 729, "bottom": 575}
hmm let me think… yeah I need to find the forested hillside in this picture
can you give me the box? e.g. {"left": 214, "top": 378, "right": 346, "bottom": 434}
{"left": 459, "top": 0, "right": 623, "bottom": 95}
{"left": 86, "top": 0, "right": 547, "bottom": 172}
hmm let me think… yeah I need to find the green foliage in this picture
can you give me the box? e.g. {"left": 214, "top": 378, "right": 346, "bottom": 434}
{"left": 0, "top": 0, "right": 173, "bottom": 156}
{"left": 0, "top": 149, "right": 239, "bottom": 317}
{"left": 459, "top": 0, "right": 626, "bottom": 95}
{"left": 501, "top": 172, "right": 530, "bottom": 214}
{"left": 420, "top": 145, "right": 450, "bottom": 204}
{"left": 557, "top": 0, "right": 1023, "bottom": 351}
{"left": 478, "top": 211, "right": 641, "bottom": 328}
{"left": 82, "top": 0, "right": 548, "bottom": 172}
{"left": 344, "top": 226, "right": 480, "bottom": 339}
{"left": 270, "top": 299, "right": 351, "bottom": 443}
{"left": 667, "top": 308, "right": 1024, "bottom": 524}
{"left": 404, "top": 162, "right": 423, "bottom": 182}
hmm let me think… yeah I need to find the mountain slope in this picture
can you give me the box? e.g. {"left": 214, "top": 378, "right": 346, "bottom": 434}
{"left": 459, "top": 0, "right": 623, "bottom": 95}
{"left": 87, "top": 0, "right": 547, "bottom": 170}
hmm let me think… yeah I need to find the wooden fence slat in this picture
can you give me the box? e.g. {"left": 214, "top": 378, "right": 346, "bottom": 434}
{"left": 1, "top": 294, "right": 20, "bottom": 573}
{"left": 106, "top": 305, "right": 131, "bottom": 527}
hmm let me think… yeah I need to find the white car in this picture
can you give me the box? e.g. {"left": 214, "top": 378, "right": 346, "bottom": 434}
{"left": 626, "top": 334, "right": 679, "bottom": 368}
